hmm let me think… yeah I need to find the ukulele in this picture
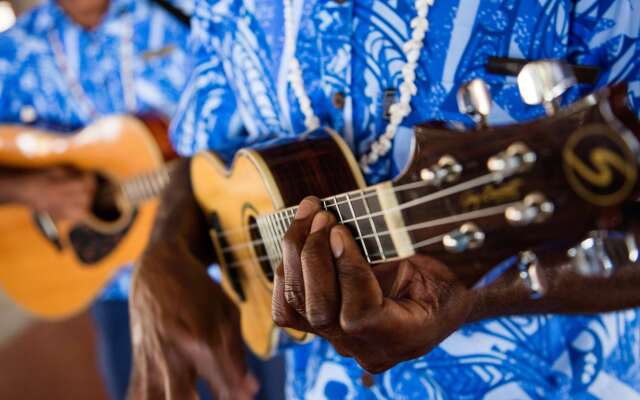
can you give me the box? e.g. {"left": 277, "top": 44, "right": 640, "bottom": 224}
{"left": 191, "top": 79, "right": 640, "bottom": 358}
{"left": 0, "top": 114, "right": 175, "bottom": 319}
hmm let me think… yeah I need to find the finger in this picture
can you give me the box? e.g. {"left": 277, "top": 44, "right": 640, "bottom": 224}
{"left": 330, "top": 226, "right": 383, "bottom": 332}
{"left": 301, "top": 211, "right": 340, "bottom": 331}
{"left": 272, "top": 261, "right": 311, "bottom": 330}
{"left": 282, "top": 196, "right": 321, "bottom": 315}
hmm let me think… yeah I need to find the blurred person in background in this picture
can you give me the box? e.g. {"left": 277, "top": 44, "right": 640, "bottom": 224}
{"left": 0, "top": 0, "right": 191, "bottom": 398}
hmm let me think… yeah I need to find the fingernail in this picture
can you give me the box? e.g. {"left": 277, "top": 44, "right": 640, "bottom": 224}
{"left": 330, "top": 229, "right": 344, "bottom": 258}
{"left": 310, "top": 213, "right": 328, "bottom": 233}
{"left": 295, "top": 198, "right": 317, "bottom": 220}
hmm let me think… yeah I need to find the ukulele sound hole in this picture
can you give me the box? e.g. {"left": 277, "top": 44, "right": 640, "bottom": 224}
{"left": 91, "top": 174, "right": 122, "bottom": 223}
{"left": 249, "top": 216, "right": 274, "bottom": 282}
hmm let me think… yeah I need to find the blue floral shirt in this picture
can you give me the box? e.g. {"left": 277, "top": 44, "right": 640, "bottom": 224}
{"left": 0, "top": 0, "right": 192, "bottom": 300}
{"left": 172, "top": 0, "right": 640, "bottom": 398}
{"left": 0, "top": 0, "right": 191, "bottom": 130}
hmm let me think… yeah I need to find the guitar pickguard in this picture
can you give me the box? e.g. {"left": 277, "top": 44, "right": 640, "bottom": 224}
{"left": 69, "top": 210, "right": 138, "bottom": 265}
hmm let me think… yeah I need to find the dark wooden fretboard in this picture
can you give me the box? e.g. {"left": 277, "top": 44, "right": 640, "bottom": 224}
{"left": 256, "top": 183, "right": 414, "bottom": 269}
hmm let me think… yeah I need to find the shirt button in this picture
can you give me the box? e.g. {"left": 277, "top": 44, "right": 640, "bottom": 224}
{"left": 332, "top": 92, "right": 346, "bottom": 109}
{"left": 361, "top": 372, "right": 375, "bottom": 388}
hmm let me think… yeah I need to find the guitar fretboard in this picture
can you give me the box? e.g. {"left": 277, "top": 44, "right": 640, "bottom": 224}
{"left": 119, "top": 165, "right": 173, "bottom": 205}
{"left": 256, "top": 183, "right": 413, "bottom": 269}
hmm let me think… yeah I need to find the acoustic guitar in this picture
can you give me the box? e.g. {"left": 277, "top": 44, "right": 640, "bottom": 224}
{"left": 191, "top": 83, "right": 640, "bottom": 358}
{"left": 0, "top": 114, "right": 175, "bottom": 319}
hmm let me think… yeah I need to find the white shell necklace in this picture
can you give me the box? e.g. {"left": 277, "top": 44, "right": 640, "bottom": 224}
{"left": 283, "top": 0, "right": 435, "bottom": 174}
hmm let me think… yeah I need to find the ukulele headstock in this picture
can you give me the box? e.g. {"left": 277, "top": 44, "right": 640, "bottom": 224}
{"left": 396, "top": 62, "right": 640, "bottom": 286}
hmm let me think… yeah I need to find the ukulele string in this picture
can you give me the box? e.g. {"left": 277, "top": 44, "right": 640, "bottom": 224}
{"left": 206, "top": 172, "right": 496, "bottom": 241}
{"left": 216, "top": 171, "right": 504, "bottom": 255}
{"left": 221, "top": 202, "right": 516, "bottom": 270}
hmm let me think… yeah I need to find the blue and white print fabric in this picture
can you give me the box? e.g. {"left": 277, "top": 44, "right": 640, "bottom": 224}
{"left": 172, "top": 0, "right": 639, "bottom": 181}
{"left": 0, "top": 0, "right": 191, "bottom": 131}
{"left": 172, "top": 0, "right": 640, "bottom": 398}
{"left": 0, "top": 0, "right": 192, "bottom": 300}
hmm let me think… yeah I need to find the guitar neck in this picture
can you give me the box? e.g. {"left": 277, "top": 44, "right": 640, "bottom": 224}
{"left": 118, "top": 162, "right": 175, "bottom": 205}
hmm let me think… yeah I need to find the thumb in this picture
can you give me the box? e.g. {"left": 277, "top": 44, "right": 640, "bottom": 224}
{"left": 330, "top": 225, "right": 383, "bottom": 319}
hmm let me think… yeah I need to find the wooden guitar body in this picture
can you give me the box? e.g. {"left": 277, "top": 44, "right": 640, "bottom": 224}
{"left": 191, "top": 129, "right": 365, "bottom": 358}
{"left": 0, "top": 115, "right": 169, "bottom": 319}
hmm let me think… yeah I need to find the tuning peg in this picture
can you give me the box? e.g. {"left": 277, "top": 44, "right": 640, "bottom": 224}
{"left": 487, "top": 142, "right": 537, "bottom": 179}
{"left": 504, "top": 192, "right": 554, "bottom": 226}
{"left": 443, "top": 223, "right": 485, "bottom": 253}
{"left": 420, "top": 155, "right": 463, "bottom": 186}
{"left": 517, "top": 250, "right": 548, "bottom": 299}
{"left": 568, "top": 231, "right": 639, "bottom": 278}
{"left": 517, "top": 60, "right": 577, "bottom": 115}
{"left": 457, "top": 79, "right": 492, "bottom": 128}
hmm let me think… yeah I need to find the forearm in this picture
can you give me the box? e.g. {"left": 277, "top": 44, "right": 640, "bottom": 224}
{"left": 0, "top": 167, "right": 31, "bottom": 203}
{"left": 469, "top": 240, "right": 640, "bottom": 322}
{"left": 140, "top": 158, "right": 216, "bottom": 269}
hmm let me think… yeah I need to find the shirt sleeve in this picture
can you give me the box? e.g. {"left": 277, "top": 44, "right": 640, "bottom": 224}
{"left": 569, "top": 0, "right": 640, "bottom": 114}
{"left": 169, "top": 5, "right": 247, "bottom": 160}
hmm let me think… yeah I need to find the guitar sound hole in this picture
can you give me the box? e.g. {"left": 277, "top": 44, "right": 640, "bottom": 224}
{"left": 249, "top": 216, "right": 274, "bottom": 282}
{"left": 91, "top": 174, "right": 122, "bottom": 223}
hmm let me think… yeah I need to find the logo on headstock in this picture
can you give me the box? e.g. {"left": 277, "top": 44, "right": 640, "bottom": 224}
{"left": 460, "top": 178, "right": 524, "bottom": 210}
{"left": 563, "top": 124, "right": 637, "bottom": 206}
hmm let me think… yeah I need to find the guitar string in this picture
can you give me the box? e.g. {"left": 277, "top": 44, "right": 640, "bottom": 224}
{"left": 225, "top": 234, "right": 448, "bottom": 270}
{"left": 94, "top": 163, "right": 175, "bottom": 206}
{"left": 211, "top": 171, "right": 505, "bottom": 246}
{"left": 222, "top": 203, "right": 514, "bottom": 270}
{"left": 215, "top": 171, "right": 503, "bottom": 255}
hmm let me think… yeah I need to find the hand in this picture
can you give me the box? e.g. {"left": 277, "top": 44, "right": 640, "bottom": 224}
{"left": 128, "top": 159, "right": 258, "bottom": 400}
{"left": 16, "top": 166, "right": 95, "bottom": 224}
{"left": 272, "top": 197, "right": 476, "bottom": 373}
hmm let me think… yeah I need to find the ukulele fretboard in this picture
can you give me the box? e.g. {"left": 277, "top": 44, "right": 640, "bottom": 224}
{"left": 256, "top": 182, "right": 414, "bottom": 268}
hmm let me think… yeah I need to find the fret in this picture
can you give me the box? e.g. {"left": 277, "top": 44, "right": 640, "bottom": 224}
{"left": 335, "top": 193, "right": 375, "bottom": 261}
{"left": 364, "top": 189, "right": 399, "bottom": 261}
{"left": 354, "top": 190, "right": 387, "bottom": 262}
{"left": 266, "top": 217, "right": 280, "bottom": 266}
{"left": 272, "top": 214, "right": 284, "bottom": 260}
{"left": 257, "top": 217, "right": 277, "bottom": 269}
{"left": 118, "top": 167, "right": 172, "bottom": 205}
{"left": 257, "top": 185, "right": 409, "bottom": 267}
{"left": 324, "top": 196, "right": 344, "bottom": 223}
{"left": 275, "top": 212, "right": 288, "bottom": 245}
{"left": 287, "top": 208, "right": 295, "bottom": 226}
{"left": 265, "top": 214, "right": 281, "bottom": 266}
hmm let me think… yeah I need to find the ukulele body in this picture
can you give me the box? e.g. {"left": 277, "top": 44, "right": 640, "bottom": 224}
{"left": 191, "top": 128, "right": 365, "bottom": 358}
{"left": 0, "top": 115, "right": 169, "bottom": 319}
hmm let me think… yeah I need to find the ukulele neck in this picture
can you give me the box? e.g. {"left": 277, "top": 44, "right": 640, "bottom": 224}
{"left": 256, "top": 182, "right": 414, "bottom": 269}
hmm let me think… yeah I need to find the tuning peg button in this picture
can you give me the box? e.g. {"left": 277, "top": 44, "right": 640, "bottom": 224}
{"left": 517, "top": 250, "right": 548, "bottom": 299}
{"left": 517, "top": 60, "right": 577, "bottom": 115}
{"left": 568, "top": 231, "right": 640, "bottom": 278}
{"left": 457, "top": 79, "right": 492, "bottom": 128}
{"left": 420, "top": 155, "right": 463, "bottom": 186}
{"left": 487, "top": 142, "right": 537, "bottom": 179}
{"left": 443, "top": 223, "right": 485, "bottom": 253}
{"left": 505, "top": 192, "right": 554, "bottom": 226}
